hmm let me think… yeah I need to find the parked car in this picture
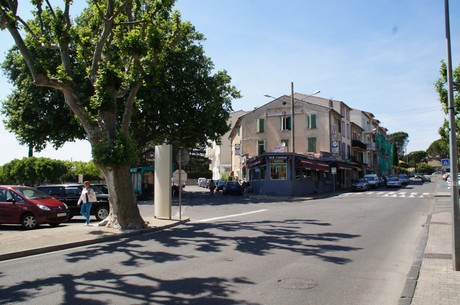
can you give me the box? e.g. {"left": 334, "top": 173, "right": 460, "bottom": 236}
{"left": 92, "top": 184, "right": 109, "bottom": 194}
{"left": 352, "top": 178, "right": 371, "bottom": 191}
{"left": 216, "top": 179, "right": 227, "bottom": 192}
{"left": 364, "top": 174, "right": 380, "bottom": 188}
{"left": 416, "top": 173, "right": 432, "bottom": 183}
{"left": 197, "top": 177, "right": 207, "bottom": 188}
{"left": 222, "top": 181, "right": 243, "bottom": 195}
{"left": 386, "top": 177, "right": 402, "bottom": 188}
{"left": 422, "top": 175, "right": 432, "bottom": 182}
{"left": 37, "top": 184, "right": 109, "bottom": 221}
{"left": 398, "top": 174, "right": 410, "bottom": 185}
{"left": 0, "top": 185, "right": 70, "bottom": 229}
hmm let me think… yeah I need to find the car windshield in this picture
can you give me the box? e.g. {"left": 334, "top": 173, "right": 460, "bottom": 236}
{"left": 93, "top": 184, "right": 109, "bottom": 194}
{"left": 12, "top": 187, "right": 51, "bottom": 200}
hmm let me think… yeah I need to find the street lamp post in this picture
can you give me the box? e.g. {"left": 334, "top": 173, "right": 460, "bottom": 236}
{"left": 291, "top": 82, "right": 295, "bottom": 152}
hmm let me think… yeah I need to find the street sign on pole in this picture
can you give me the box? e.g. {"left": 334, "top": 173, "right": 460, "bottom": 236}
{"left": 441, "top": 158, "right": 450, "bottom": 168}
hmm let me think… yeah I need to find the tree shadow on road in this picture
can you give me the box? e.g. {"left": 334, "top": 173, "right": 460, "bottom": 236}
{"left": 0, "top": 269, "right": 259, "bottom": 305}
{"left": 2, "top": 216, "right": 361, "bottom": 304}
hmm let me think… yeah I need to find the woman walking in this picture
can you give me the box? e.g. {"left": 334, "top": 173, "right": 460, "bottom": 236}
{"left": 77, "top": 181, "right": 98, "bottom": 226}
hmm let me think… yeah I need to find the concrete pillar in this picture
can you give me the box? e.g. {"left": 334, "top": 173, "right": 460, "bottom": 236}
{"left": 154, "top": 144, "right": 172, "bottom": 219}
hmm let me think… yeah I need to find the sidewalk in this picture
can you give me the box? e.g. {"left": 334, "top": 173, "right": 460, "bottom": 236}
{"left": 400, "top": 178, "right": 460, "bottom": 305}
{"left": 0, "top": 216, "right": 189, "bottom": 261}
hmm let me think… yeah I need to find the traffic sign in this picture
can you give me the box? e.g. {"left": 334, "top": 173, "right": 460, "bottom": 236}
{"left": 441, "top": 158, "right": 450, "bottom": 168}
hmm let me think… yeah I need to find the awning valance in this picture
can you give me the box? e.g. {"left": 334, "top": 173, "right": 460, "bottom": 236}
{"left": 296, "top": 159, "right": 330, "bottom": 172}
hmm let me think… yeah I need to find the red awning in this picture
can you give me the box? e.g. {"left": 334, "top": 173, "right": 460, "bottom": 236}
{"left": 296, "top": 159, "right": 330, "bottom": 172}
{"left": 336, "top": 163, "right": 354, "bottom": 171}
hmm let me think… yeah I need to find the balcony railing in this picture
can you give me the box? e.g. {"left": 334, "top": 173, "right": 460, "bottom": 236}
{"left": 352, "top": 139, "right": 367, "bottom": 150}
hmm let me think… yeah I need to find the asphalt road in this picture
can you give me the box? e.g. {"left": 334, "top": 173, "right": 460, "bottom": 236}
{"left": 0, "top": 180, "right": 435, "bottom": 305}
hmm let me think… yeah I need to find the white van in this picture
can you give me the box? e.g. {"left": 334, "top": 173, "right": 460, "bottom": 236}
{"left": 197, "top": 177, "right": 207, "bottom": 187}
{"left": 363, "top": 174, "right": 379, "bottom": 188}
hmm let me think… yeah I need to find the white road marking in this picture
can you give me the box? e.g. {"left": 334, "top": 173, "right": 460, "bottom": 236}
{"left": 197, "top": 209, "right": 268, "bottom": 222}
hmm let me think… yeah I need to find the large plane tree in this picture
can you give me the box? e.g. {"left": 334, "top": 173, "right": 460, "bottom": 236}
{"left": 0, "top": 1, "right": 239, "bottom": 229}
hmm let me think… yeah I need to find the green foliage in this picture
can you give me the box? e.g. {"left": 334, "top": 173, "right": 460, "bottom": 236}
{"left": 427, "top": 139, "right": 449, "bottom": 159}
{"left": 407, "top": 151, "right": 428, "bottom": 167}
{"left": 0, "top": 157, "right": 102, "bottom": 185}
{"left": 435, "top": 60, "right": 460, "bottom": 147}
{"left": 1, "top": 1, "right": 240, "bottom": 167}
{"left": 387, "top": 132, "right": 409, "bottom": 159}
{"left": 92, "top": 134, "right": 139, "bottom": 166}
{"left": 61, "top": 160, "right": 102, "bottom": 182}
{"left": 417, "top": 163, "right": 435, "bottom": 174}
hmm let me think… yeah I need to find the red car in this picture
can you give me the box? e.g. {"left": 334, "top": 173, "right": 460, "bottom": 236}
{"left": 0, "top": 185, "right": 70, "bottom": 229}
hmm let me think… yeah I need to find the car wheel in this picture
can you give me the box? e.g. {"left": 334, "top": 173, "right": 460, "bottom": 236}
{"left": 94, "top": 205, "right": 109, "bottom": 221}
{"left": 49, "top": 222, "right": 61, "bottom": 227}
{"left": 21, "top": 213, "right": 38, "bottom": 230}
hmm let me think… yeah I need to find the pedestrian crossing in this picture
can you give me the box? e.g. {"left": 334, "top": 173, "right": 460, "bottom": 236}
{"left": 339, "top": 191, "right": 432, "bottom": 199}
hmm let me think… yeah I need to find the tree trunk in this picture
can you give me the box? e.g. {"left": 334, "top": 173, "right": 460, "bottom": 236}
{"left": 99, "top": 164, "right": 146, "bottom": 230}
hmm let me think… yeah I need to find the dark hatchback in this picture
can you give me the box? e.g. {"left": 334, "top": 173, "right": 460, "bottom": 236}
{"left": 0, "top": 185, "right": 70, "bottom": 229}
{"left": 37, "top": 184, "right": 109, "bottom": 221}
{"left": 223, "top": 181, "right": 243, "bottom": 195}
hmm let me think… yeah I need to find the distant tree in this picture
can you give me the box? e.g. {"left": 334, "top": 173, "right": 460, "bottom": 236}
{"left": 407, "top": 150, "right": 428, "bottom": 173}
{"left": 387, "top": 132, "right": 409, "bottom": 159}
{"left": 427, "top": 139, "right": 449, "bottom": 159}
{"left": 61, "top": 160, "right": 102, "bottom": 183}
{"left": 392, "top": 142, "right": 399, "bottom": 166}
{"left": 417, "top": 163, "right": 435, "bottom": 175}
{"left": 0, "top": 157, "right": 68, "bottom": 185}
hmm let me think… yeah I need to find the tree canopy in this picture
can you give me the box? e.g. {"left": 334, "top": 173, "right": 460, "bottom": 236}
{"left": 435, "top": 60, "right": 460, "bottom": 148}
{"left": 0, "top": 1, "right": 240, "bottom": 229}
{"left": 387, "top": 131, "right": 409, "bottom": 160}
{"left": 427, "top": 139, "right": 449, "bottom": 159}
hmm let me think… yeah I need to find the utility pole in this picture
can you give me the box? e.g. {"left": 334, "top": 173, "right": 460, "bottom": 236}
{"left": 444, "top": 0, "right": 460, "bottom": 271}
{"left": 291, "top": 82, "right": 295, "bottom": 153}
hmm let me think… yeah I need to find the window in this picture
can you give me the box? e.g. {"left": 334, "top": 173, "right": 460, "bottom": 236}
{"left": 250, "top": 166, "right": 266, "bottom": 180}
{"left": 257, "top": 118, "right": 265, "bottom": 133}
{"left": 257, "top": 140, "right": 266, "bottom": 155}
{"left": 308, "top": 114, "right": 317, "bottom": 129}
{"left": 270, "top": 159, "right": 287, "bottom": 180}
{"left": 307, "top": 137, "right": 317, "bottom": 153}
{"left": 280, "top": 116, "right": 291, "bottom": 130}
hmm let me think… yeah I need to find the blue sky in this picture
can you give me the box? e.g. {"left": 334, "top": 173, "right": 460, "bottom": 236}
{"left": 0, "top": 0, "right": 458, "bottom": 165}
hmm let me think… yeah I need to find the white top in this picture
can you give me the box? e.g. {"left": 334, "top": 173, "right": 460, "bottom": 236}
{"left": 77, "top": 187, "right": 97, "bottom": 205}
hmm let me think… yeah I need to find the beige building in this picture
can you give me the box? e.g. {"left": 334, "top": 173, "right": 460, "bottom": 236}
{"left": 229, "top": 95, "right": 348, "bottom": 179}
{"left": 206, "top": 110, "right": 247, "bottom": 180}
{"left": 295, "top": 93, "right": 353, "bottom": 161}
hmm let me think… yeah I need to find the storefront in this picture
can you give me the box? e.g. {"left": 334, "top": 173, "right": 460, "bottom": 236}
{"left": 246, "top": 153, "right": 334, "bottom": 196}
